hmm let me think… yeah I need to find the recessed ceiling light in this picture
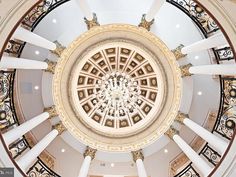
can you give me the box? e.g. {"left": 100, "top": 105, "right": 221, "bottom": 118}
{"left": 195, "top": 56, "right": 199, "bottom": 60}
{"left": 35, "top": 50, "right": 40, "bottom": 55}
{"left": 176, "top": 24, "right": 180, "bottom": 28}
{"left": 52, "top": 18, "right": 57, "bottom": 24}
{"left": 61, "top": 148, "right": 65, "bottom": 153}
{"left": 111, "top": 163, "right": 115, "bottom": 167}
{"left": 164, "top": 149, "right": 168, "bottom": 153}
{"left": 34, "top": 85, "right": 39, "bottom": 90}
{"left": 197, "top": 91, "right": 202, "bottom": 96}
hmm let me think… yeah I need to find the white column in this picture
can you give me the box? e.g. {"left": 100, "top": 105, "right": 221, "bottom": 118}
{"left": 145, "top": 0, "right": 165, "bottom": 21}
{"left": 13, "top": 27, "right": 56, "bottom": 50}
{"left": 78, "top": 156, "right": 92, "bottom": 177}
{"left": 16, "top": 129, "right": 58, "bottom": 172}
{"left": 136, "top": 159, "right": 148, "bottom": 177}
{"left": 183, "top": 118, "right": 228, "bottom": 154}
{"left": 3, "top": 112, "right": 50, "bottom": 146}
{"left": 76, "top": 0, "right": 93, "bottom": 20}
{"left": 181, "top": 33, "right": 227, "bottom": 54}
{"left": 0, "top": 56, "right": 48, "bottom": 69}
{"left": 173, "top": 134, "right": 213, "bottom": 177}
{"left": 189, "top": 64, "right": 236, "bottom": 75}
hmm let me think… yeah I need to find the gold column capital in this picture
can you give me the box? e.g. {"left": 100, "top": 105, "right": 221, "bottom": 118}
{"left": 84, "top": 13, "right": 100, "bottom": 30}
{"left": 171, "top": 44, "right": 187, "bottom": 60}
{"left": 138, "top": 14, "right": 154, "bottom": 31}
{"left": 132, "top": 149, "right": 144, "bottom": 162}
{"left": 44, "top": 105, "right": 58, "bottom": 119}
{"left": 165, "top": 127, "right": 179, "bottom": 140}
{"left": 52, "top": 121, "right": 66, "bottom": 135}
{"left": 51, "top": 41, "right": 65, "bottom": 57}
{"left": 180, "top": 63, "right": 193, "bottom": 77}
{"left": 44, "top": 59, "right": 57, "bottom": 74}
{"left": 175, "top": 111, "right": 189, "bottom": 124}
{"left": 83, "top": 146, "right": 97, "bottom": 160}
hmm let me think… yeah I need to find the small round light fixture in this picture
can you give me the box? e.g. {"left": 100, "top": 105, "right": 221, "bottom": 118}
{"left": 194, "top": 56, "right": 199, "bottom": 60}
{"left": 164, "top": 149, "right": 168, "bottom": 153}
{"left": 52, "top": 19, "right": 57, "bottom": 24}
{"left": 61, "top": 148, "right": 65, "bottom": 153}
{"left": 34, "top": 85, "right": 39, "bottom": 90}
{"left": 175, "top": 24, "right": 180, "bottom": 28}
{"left": 197, "top": 91, "right": 202, "bottom": 96}
{"left": 110, "top": 163, "right": 115, "bottom": 167}
{"left": 35, "top": 50, "right": 40, "bottom": 55}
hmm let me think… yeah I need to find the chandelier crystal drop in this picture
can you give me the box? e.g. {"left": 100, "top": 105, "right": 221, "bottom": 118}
{"left": 93, "top": 71, "right": 141, "bottom": 119}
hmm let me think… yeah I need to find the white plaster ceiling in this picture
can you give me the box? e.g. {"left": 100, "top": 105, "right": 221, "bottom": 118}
{"left": 15, "top": 0, "right": 221, "bottom": 176}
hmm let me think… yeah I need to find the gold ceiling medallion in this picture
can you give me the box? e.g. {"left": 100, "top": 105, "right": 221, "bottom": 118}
{"left": 138, "top": 14, "right": 154, "bottom": 31}
{"left": 53, "top": 24, "right": 182, "bottom": 152}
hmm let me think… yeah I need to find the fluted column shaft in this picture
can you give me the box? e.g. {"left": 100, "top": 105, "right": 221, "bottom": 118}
{"left": 181, "top": 33, "right": 226, "bottom": 54}
{"left": 76, "top": 0, "right": 93, "bottom": 20}
{"left": 13, "top": 27, "right": 56, "bottom": 50}
{"left": 0, "top": 56, "right": 48, "bottom": 69}
{"left": 173, "top": 134, "right": 213, "bottom": 177}
{"left": 189, "top": 64, "right": 236, "bottom": 75}
{"left": 132, "top": 150, "right": 147, "bottom": 177}
{"left": 136, "top": 159, "right": 148, "bottom": 177}
{"left": 78, "top": 156, "right": 92, "bottom": 177}
{"left": 3, "top": 112, "right": 50, "bottom": 146}
{"left": 183, "top": 117, "right": 228, "bottom": 154}
{"left": 16, "top": 129, "right": 58, "bottom": 172}
{"left": 78, "top": 147, "right": 97, "bottom": 177}
{"left": 145, "top": 0, "right": 165, "bottom": 21}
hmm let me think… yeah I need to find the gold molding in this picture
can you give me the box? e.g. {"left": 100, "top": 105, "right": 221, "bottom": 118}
{"left": 44, "top": 59, "right": 57, "bottom": 74}
{"left": 52, "top": 121, "right": 66, "bottom": 135}
{"left": 138, "top": 14, "right": 154, "bottom": 31}
{"left": 84, "top": 146, "right": 97, "bottom": 160}
{"left": 44, "top": 105, "right": 58, "bottom": 118}
{"left": 165, "top": 127, "right": 179, "bottom": 140}
{"left": 180, "top": 63, "right": 193, "bottom": 77}
{"left": 171, "top": 44, "right": 187, "bottom": 60}
{"left": 51, "top": 41, "right": 65, "bottom": 57}
{"left": 175, "top": 111, "right": 189, "bottom": 124}
{"left": 132, "top": 149, "right": 144, "bottom": 162}
{"left": 84, "top": 13, "right": 100, "bottom": 30}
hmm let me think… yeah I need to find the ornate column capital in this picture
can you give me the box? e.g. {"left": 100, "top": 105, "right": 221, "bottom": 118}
{"left": 44, "top": 59, "right": 57, "bottom": 74}
{"left": 171, "top": 44, "right": 187, "bottom": 60}
{"left": 52, "top": 121, "right": 66, "bottom": 135}
{"left": 83, "top": 146, "right": 97, "bottom": 160}
{"left": 165, "top": 127, "right": 179, "bottom": 140}
{"left": 132, "top": 149, "right": 144, "bottom": 162}
{"left": 44, "top": 105, "right": 58, "bottom": 118}
{"left": 138, "top": 14, "right": 154, "bottom": 31}
{"left": 180, "top": 63, "right": 193, "bottom": 77}
{"left": 51, "top": 41, "right": 65, "bottom": 57}
{"left": 176, "top": 111, "right": 189, "bottom": 124}
{"left": 84, "top": 13, "right": 100, "bottom": 30}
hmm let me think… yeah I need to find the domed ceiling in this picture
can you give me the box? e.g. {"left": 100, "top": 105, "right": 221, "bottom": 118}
{"left": 53, "top": 24, "right": 182, "bottom": 152}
